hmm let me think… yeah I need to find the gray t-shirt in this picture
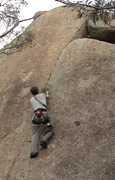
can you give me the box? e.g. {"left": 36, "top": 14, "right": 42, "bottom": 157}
{"left": 30, "top": 93, "right": 47, "bottom": 111}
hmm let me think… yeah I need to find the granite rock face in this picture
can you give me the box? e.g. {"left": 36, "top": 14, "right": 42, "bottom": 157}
{"left": 87, "top": 19, "right": 115, "bottom": 43}
{"left": 0, "top": 6, "right": 115, "bottom": 180}
{"left": 48, "top": 39, "right": 115, "bottom": 180}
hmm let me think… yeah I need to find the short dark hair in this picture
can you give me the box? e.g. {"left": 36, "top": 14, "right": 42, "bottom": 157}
{"left": 30, "top": 87, "right": 39, "bottom": 95}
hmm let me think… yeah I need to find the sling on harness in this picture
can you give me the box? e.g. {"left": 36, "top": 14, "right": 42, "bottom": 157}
{"left": 33, "top": 96, "right": 50, "bottom": 125}
{"left": 34, "top": 96, "right": 47, "bottom": 109}
{"left": 34, "top": 96, "right": 47, "bottom": 117}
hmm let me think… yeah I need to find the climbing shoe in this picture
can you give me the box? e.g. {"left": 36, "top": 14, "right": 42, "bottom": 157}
{"left": 30, "top": 152, "right": 38, "bottom": 158}
{"left": 40, "top": 141, "right": 47, "bottom": 148}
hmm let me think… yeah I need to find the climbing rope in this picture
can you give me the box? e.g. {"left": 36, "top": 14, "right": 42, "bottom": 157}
{"left": 26, "top": 146, "right": 32, "bottom": 180}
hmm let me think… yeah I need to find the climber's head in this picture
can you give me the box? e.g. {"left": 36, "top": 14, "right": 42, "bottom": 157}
{"left": 30, "top": 87, "right": 39, "bottom": 95}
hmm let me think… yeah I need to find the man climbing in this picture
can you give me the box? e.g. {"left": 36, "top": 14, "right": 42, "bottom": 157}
{"left": 30, "top": 86, "right": 54, "bottom": 158}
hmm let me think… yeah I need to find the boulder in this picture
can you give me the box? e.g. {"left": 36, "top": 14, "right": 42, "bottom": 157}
{"left": 0, "top": 6, "right": 115, "bottom": 180}
{"left": 0, "top": 6, "right": 87, "bottom": 180}
{"left": 48, "top": 39, "right": 115, "bottom": 180}
{"left": 34, "top": 11, "right": 46, "bottom": 20}
{"left": 87, "top": 19, "right": 115, "bottom": 43}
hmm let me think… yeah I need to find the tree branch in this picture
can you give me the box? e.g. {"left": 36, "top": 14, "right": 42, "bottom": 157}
{"left": 1, "top": 0, "right": 11, "bottom": 6}
{"left": 0, "top": 16, "right": 34, "bottom": 38}
{"left": 55, "top": 0, "right": 115, "bottom": 10}
{"left": 1, "top": 11, "right": 18, "bottom": 19}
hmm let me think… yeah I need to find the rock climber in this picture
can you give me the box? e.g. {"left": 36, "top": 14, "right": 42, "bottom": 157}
{"left": 30, "top": 86, "right": 54, "bottom": 158}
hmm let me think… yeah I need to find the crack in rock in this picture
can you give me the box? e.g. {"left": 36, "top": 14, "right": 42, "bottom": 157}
{"left": 1, "top": 132, "right": 14, "bottom": 139}
{"left": 46, "top": 39, "right": 77, "bottom": 87}
{"left": 1, "top": 121, "right": 23, "bottom": 139}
